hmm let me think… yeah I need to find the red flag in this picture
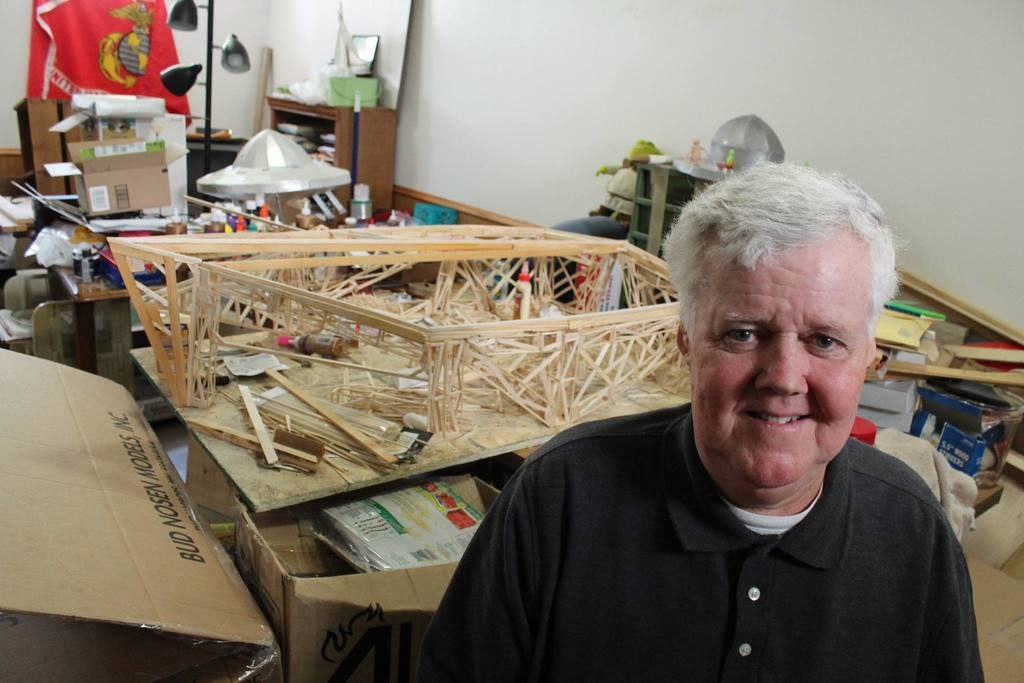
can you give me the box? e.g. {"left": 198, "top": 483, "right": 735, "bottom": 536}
{"left": 28, "top": 0, "right": 191, "bottom": 117}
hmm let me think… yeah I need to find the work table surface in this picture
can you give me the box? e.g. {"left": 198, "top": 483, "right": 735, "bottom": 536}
{"left": 131, "top": 336, "right": 689, "bottom": 512}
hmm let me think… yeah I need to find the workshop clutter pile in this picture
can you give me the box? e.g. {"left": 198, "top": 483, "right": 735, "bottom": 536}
{"left": 860, "top": 302, "right": 1024, "bottom": 483}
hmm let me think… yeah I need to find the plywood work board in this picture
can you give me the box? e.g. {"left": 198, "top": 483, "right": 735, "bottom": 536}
{"left": 131, "top": 335, "right": 689, "bottom": 512}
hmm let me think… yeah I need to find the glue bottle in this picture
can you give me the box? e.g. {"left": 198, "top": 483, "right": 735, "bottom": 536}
{"left": 224, "top": 204, "right": 238, "bottom": 232}
{"left": 513, "top": 263, "right": 532, "bottom": 319}
{"left": 245, "top": 199, "right": 259, "bottom": 231}
{"left": 296, "top": 199, "right": 319, "bottom": 230}
{"left": 256, "top": 196, "right": 270, "bottom": 231}
{"left": 277, "top": 334, "right": 351, "bottom": 358}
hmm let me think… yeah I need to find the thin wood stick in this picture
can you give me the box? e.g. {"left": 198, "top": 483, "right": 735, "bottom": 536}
{"left": 187, "top": 417, "right": 317, "bottom": 471}
{"left": 945, "top": 345, "right": 1024, "bottom": 364}
{"left": 264, "top": 368, "right": 398, "bottom": 464}
{"left": 886, "top": 360, "right": 1024, "bottom": 387}
{"left": 238, "top": 385, "right": 280, "bottom": 465}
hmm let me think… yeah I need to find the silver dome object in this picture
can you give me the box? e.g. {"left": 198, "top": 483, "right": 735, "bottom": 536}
{"left": 196, "top": 128, "right": 351, "bottom": 199}
{"left": 709, "top": 114, "right": 785, "bottom": 171}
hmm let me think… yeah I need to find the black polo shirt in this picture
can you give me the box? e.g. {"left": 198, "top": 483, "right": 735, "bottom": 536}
{"left": 418, "top": 406, "right": 982, "bottom": 682}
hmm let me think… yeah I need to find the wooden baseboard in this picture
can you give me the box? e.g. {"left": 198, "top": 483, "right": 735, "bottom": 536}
{"left": 393, "top": 185, "right": 536, "bottom": 227}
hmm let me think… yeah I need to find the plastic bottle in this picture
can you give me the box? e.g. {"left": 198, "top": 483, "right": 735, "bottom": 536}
{"left": 207, "top": 208, "right": 227, "bottom": 233}
{"left": 245, "top": 200, "right": 259, "bottom": 231}
{"left": 257, "top": 202, "right": 270, "bottom": 232}
{"left": 513, "top": 263, "right": 532, "bottom": 319}
{"left": 225, "top": 204, "right": 238, "bottom": 232}
{"left": 296, "top": 199, "right": 319, "bottom": 229}
{"left": 351, "top": 183, "right": 372, "bottom": 224}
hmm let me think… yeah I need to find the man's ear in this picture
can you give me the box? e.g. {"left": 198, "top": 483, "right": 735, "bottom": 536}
{"left": 676, "top": 325, "right": 689, "bottom": 356}
{"left": 864, "top": 337, "right": 878, "bottom": 369}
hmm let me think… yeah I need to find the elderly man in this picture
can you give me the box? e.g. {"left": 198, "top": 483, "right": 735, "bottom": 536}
{"left": 418, "top": 164, "right": 982, "bottom": 681}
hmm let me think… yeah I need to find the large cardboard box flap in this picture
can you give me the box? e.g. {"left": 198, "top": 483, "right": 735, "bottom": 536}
{"left": 0, "top": 349, "right": 279, "bottom": 681}
{"left": 235, "top": 476, "right": 497, "bottom": 683}
{"left": 968, "top": 558, "right": 1024, "bottom": 681}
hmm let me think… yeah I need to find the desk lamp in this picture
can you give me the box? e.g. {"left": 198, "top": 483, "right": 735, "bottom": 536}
{"left": 159, "top": 0, "right": 251, "bottom": 176}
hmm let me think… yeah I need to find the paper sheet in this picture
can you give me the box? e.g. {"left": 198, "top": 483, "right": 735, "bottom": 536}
{"left": 222, "top": 353, "right": 289, "bottom": 377}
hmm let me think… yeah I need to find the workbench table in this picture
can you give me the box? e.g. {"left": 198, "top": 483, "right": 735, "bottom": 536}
{"left": 131, "top": 336, "right": 689, "bottom": 512}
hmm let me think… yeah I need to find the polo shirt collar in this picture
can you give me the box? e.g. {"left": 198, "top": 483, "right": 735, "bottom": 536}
{"left": 661, "top": 409, "right": 852, "bottom": 569}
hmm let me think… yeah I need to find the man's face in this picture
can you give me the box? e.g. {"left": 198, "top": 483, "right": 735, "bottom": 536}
{"left": 677, "top": 232, "right": 877, "bottom": 514}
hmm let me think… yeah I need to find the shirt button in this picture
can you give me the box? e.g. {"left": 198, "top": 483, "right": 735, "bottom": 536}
{"left": 738, "top": 643, "right": 752, "bottom": 657}
{"left": 748, "top": 587, "right": 761, "bottom": 601}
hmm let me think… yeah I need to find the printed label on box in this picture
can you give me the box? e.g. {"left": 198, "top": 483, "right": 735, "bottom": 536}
{"left": 937, "top": 422, "right": 986, "bottom": 475}
{"left": 89, "top": 185, "right": 110, "bottom": 212}
{"left": 114, "top": 183, "right": 130, "bottom": 209}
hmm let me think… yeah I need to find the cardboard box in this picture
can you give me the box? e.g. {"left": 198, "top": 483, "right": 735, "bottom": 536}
{"left": 50, "top": 95, "right": 187, "bottom": 215}
{"left": 235, "top": 476, "right": 498, "bottom": 682}
{"left": 856, "top": 404, "right": 914, "bottom": 433}
{"left": 0, "top": 349, "right": 280, "bottom": 681}
{"left": 936, "top": 421, "right": 990, "bottom": 475}
{"left": 60, "top": 139, "right": 180, "bottom": 216}
{"left": 186, "top": 433, "right": 244, "bottom": 522}
{"left": 968, "top": 558, "right": 1024, "bottom": 682}
{"left": 859, "top": 379, "right": 918, "bottom": 414}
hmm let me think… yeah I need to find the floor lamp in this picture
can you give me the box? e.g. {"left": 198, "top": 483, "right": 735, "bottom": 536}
{"left": 159, "top": 0, "right": 250, "bottom": 176}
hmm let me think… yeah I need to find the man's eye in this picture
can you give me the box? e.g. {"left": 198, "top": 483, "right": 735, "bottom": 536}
{"left": 726, "top": 329, "right": 755, "bottom": 343}
{"left": 812, "top": 335, "right": 837, "bottom": 349}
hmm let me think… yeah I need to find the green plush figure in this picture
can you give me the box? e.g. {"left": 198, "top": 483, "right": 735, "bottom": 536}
{"left": 592, "top": 140, "right": 666, "bottom": 227}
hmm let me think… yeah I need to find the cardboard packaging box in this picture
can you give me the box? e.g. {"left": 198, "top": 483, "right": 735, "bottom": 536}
{"left": 49, "top": 94, "right": 187, "bottom": 216}
{"left": 914, "top": 385, "right": 1024, "bottom": 477}
{"left": 58, "top": 138, "right": 185, "bottom": 217}
{"left": 0, "top": 349, "right": 280, "bottom": 681}
{"left": 968, "top": 559, "right": 1024, "bottom": 682}
{"left": 859, "top": 379, "right": 918, "bottom": 414}
{"left": 235, "top": 476, "right": 498, "bottom": 683}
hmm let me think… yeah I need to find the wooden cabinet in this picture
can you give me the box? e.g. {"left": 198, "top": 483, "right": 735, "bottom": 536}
{"left": 14, "top": 98, "right": 80, "bottom": 195}
{"left": 266, "top": 96, "right": 396, "bottom": 211}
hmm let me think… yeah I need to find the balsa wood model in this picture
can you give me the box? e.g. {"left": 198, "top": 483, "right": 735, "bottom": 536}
{"left": 110, "top": 225, "right": 681, "bottom": 435}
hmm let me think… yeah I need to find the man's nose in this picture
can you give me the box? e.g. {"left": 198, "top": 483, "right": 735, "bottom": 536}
{"left": 754, "top": 337, "right": 809, "bottom": 395}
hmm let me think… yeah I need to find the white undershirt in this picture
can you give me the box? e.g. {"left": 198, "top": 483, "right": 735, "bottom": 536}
{"left": 724, "top": 487, "right": 823, "bottom": 536}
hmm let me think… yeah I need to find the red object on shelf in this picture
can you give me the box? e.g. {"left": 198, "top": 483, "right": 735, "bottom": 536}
{"left": 850, "top": 416, "right": 877, "bottom": 445}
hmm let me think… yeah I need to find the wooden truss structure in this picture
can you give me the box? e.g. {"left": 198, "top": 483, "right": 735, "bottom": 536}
{"left": 109, "top": 226, "right": 680, "bottom": 434}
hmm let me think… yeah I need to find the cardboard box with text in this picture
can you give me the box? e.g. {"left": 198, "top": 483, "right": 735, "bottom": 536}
{"left": 235, "top": 476, "right": 498, "bottom": 683}
{"left": 0, "top": 349, "right": 280, "bottom": 681}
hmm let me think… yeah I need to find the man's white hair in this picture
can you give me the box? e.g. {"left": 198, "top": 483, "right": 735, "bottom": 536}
{"left": 662, "top": 163, "right": 899, "bottom": 334}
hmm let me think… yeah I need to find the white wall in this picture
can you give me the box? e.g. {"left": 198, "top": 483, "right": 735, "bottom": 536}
{"left": 169, "top": 0, "right": 271, "bottom": 136}
{"left": 394, "top": 0, "right": 1024, "bottom": 329}
{"left": 0, "top": 1, "right": 32, "bottom": 146}
{"left": 267, "top": 0, "right": 411, "bottom": 109}
{"left": 0, "top": 1, "right": 1021, "bottom": 329}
